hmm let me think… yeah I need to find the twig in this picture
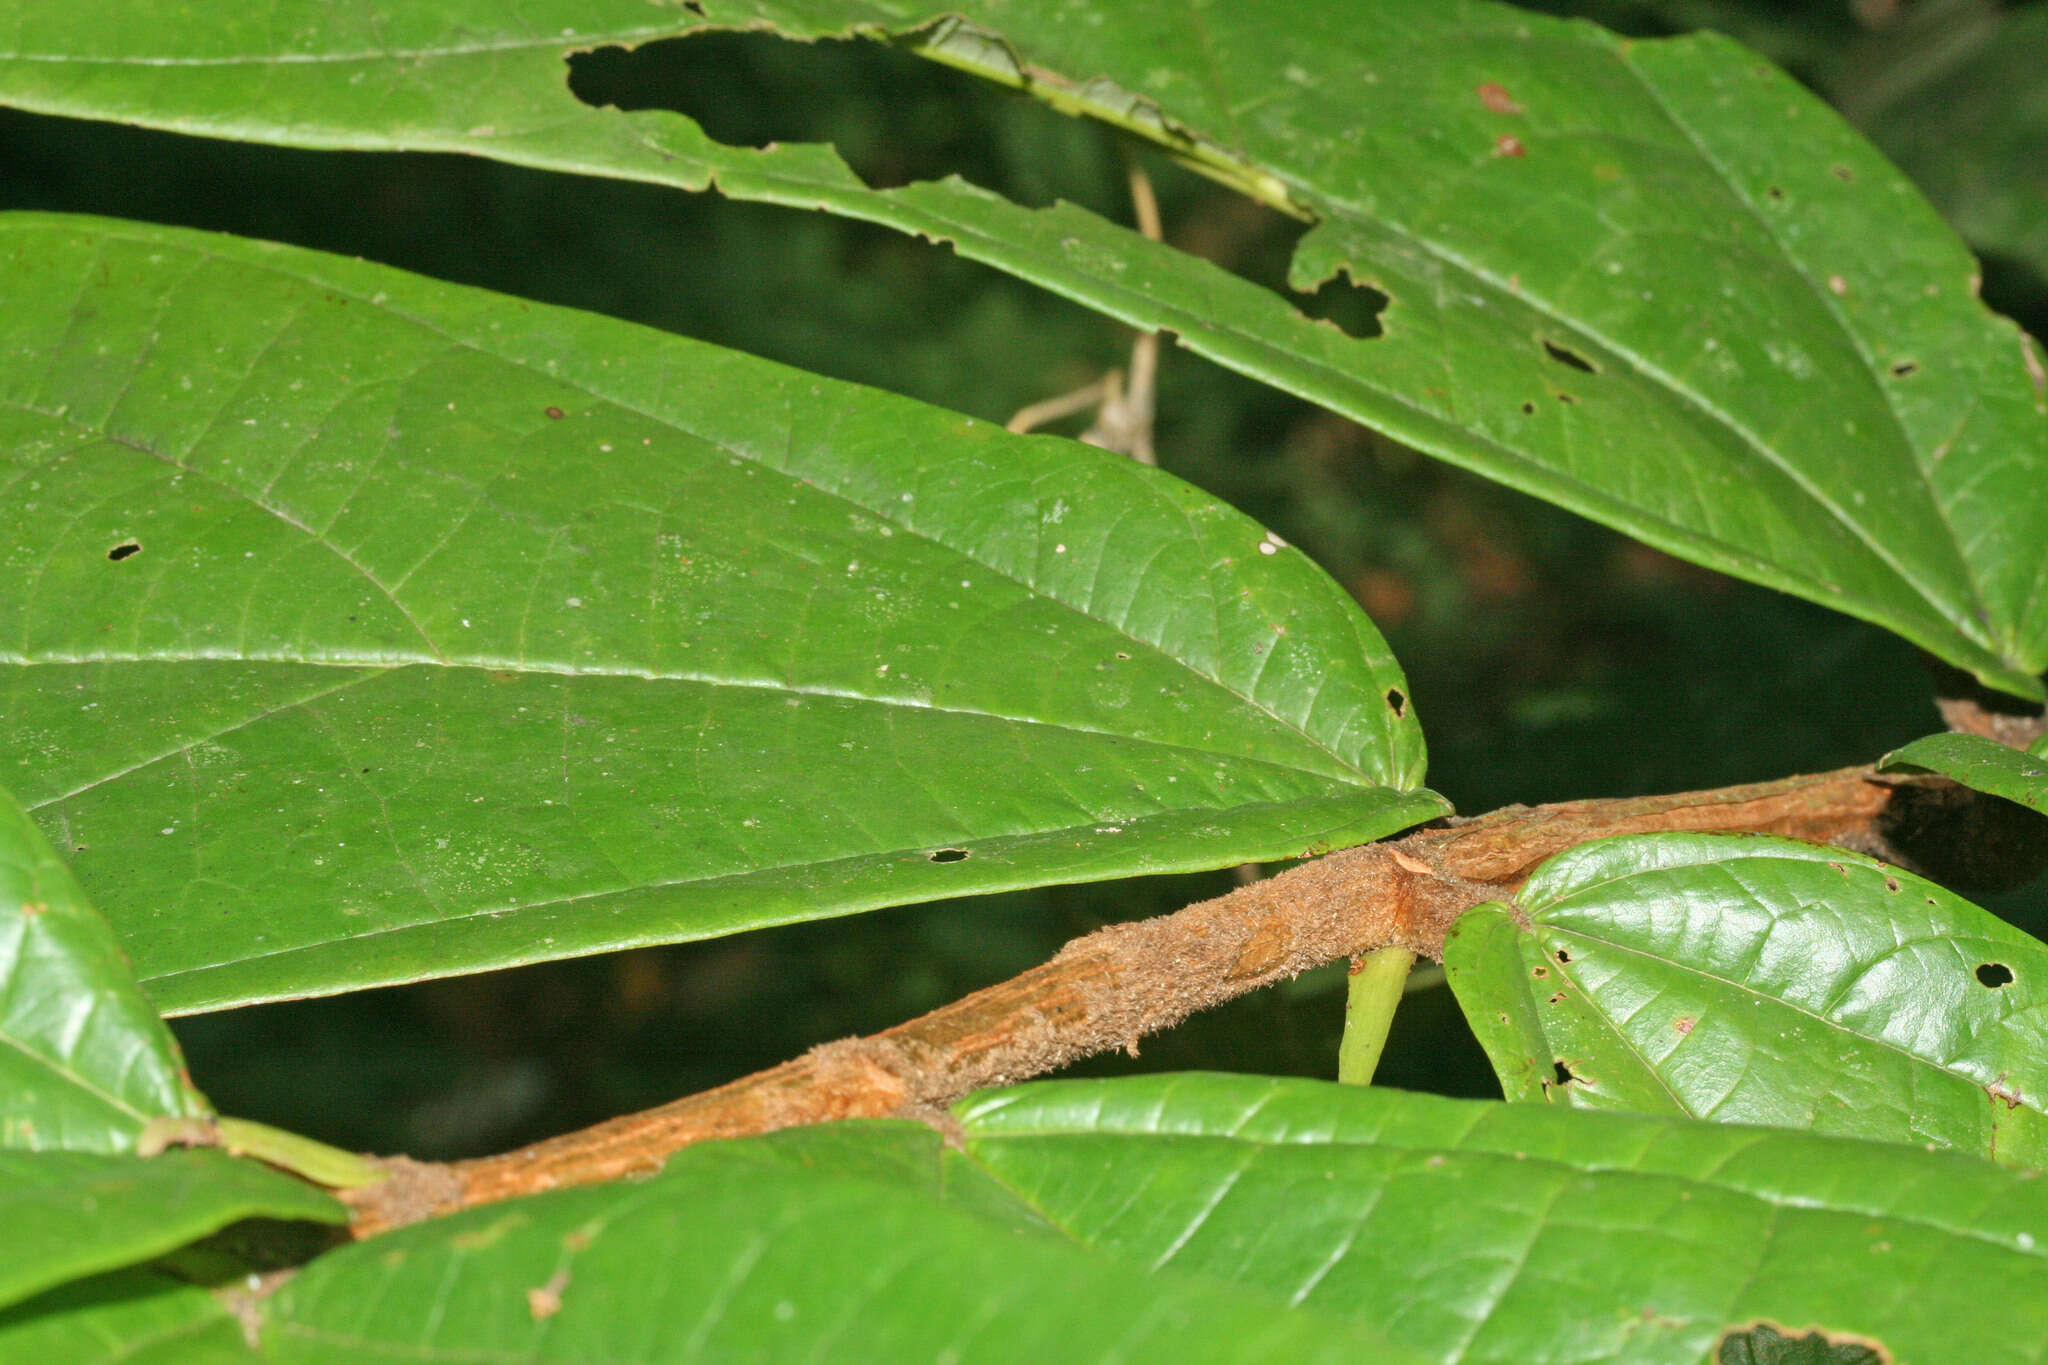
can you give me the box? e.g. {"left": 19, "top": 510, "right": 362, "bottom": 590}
{"left": 1006, "top": 377, "right": 1111, "bottom": 435}
{"left": 1081, "top": 160, "right": 1163, "bottom": 464}
{"left": 344, "top": 763, "right": 1905, "bottom": 1237}
{"left": 1005, "top": 159, "right": 1163, "bottom": 464}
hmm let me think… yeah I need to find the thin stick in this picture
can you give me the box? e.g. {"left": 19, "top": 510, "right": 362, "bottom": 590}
{"left": 1007, "top": 377, "right": 1111, "bottom": 434}
{"left": 1091, "top": 159, "right": 1162, "bottom": 465}
{"left": 1008, "top": 159, "right": 1165, "bottom": 460}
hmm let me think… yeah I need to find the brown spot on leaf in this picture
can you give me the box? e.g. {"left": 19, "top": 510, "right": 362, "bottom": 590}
{"left": 544, "top": 406, "right": 566, "bottom": 420}
{"left": 1494, "top": 135, "right": 1526, "bottom": 158}
{"left": 449, "top": 1212, "right": 527, "bottom": 1251}
{"left": 527, "top": 1269, "right": 571, "bottom": 1321}
{"left": 1674, "top": 1016, "right": 1695, "bottom": 1035}
{"left": 1476, "top": 81, "right": 1523, "bottom": 114}
{"left": 20, "top": 901, "right": 46, "bottom": 917}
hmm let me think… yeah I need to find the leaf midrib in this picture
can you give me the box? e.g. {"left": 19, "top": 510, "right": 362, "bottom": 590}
{"left": 5, "top": 226, "right": 1397, "bottom": 787}
{"left": 873, "top": 13, "right": 2002, "bottom": 644}
{"left": 1240, "top": 82, "right": 1992, "bottom": 650}
{"left": 885, "top": 19, "right": 2017, "bottom": 661}
{"left": 0, "top": 24, "right": 681, "bottom": 66}
{"left": 1619, "top": 42, "right": 1998, "bottom": 645}
{"left": 0, "top": 12, "right": 2027, "bottom": 668}
{"left": 14, "top": 654, "right": 1383, "bottom": 811}
{"left": 138, "top": 789, "right": 1429, "bottom": 999}
{"left": 963, "top": 1124, "right": 2046, "bottom": 1262}
{"left": 0, "top": 1005, "right": 150, "bottom": 1131}
{"left": 1539, "top": 914, "right": 2040, "bottom": 1115}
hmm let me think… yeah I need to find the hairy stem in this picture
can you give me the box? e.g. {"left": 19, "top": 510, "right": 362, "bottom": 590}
{"left": 344, "top": 764, "right": 1903, "bottom": 1236}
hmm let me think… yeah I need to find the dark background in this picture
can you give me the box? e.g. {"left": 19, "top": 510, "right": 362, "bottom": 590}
{"left": 4, "top": 0, "right": 2042, "bottom": 1158}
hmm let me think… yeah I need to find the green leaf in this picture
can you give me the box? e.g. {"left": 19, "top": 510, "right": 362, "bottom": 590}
{"left": 0, "top": 2, "right": 2041, "bottom": 696}
{"left": 1442, "top": 833, "right": 2048, "bottom": 1166}
{"left": 0, "top": 783, "right": 206, "bottom": 1152}
{"left": 1881, "top": 731, "right": 2048, "bottom": 814}
{"left": 263, "top": 1117, "right": 1428, "bottom": 1365}
{"left": 262, "top": 1075, "right": 2048, "bottom": 1364}
{"left": 0, "top": 1267, "right": 257, "bottom": 1365}
{"left": 0, "top": 1149, "right": 343, "bottom": 1313}
{"left": 0, "top": 212, "right": 1438, "bottom": 1013}
{"left": 959, "top": 1075, "right": 2048, "bottom": 1363}
{"left": 0, "top": 779, "right": 345, "bottom": 1311}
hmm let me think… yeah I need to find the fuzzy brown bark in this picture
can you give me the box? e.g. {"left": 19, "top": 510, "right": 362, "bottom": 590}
{"left": 343, "top": 764, "right": 1909, "bottom": 1237}
{"left": 1925, "top": 658, "right": 2048, "bottom": 750}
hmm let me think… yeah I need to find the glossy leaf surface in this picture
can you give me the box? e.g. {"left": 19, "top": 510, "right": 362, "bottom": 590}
{"left": 1443, "top": 833, "right": 2048, "bottom": 1165}
{"left": 0, "top": 1, "right": 2042, "bottom": 695}
{"left": 1, "top": 213, "right": 1436, "bottom": 1013}
{"left": 0, "top": 1267, "right": 256, "bottom": 1365}
{"left": 1882, "top": 731, "right": 2048, "bottom": 814}
{"left": 0, "top": 785, "right": 205, "bottom": 1153}
{"left": 265, "top": 1117, "right": 1426, "bottom": 1365}
{"left": 0, "top": 1149, "right": 343, "bottom": 1312}
{"left": 262, "top": 1075, "right": 2048, "bottom": 1364}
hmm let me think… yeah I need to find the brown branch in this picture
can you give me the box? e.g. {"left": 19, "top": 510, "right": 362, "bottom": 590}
{"left": 344, "top": 764, "right": 1907, "bottom": 1236}
{"left": 1925, "top": 656, "right": 2047, "bottom": 750}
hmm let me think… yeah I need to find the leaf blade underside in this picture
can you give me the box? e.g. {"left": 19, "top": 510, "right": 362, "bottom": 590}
{"left": 1, "top": 213, "right": 1437, "bottom": 1013}
{"left": 0, "top": 784, "right": 204, "bottom": 1152}
{"left": 0, "top": 0, "right": 2041, "bottom": 694}
{"left": 256, "top": 1075, "right": 2048, "bottom": 1364}
{"left": 1882, "top": 731, "right": 2048, "bottom": 814}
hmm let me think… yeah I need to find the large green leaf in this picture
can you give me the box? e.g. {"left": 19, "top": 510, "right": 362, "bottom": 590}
{"left": 0, "top": 784, "right": 205, "bottom": 1152}
{"left": 264, "top": 1118, "right": 1428, "bottom": 1365}
{"left": 962, "top": 1075, "right": 2048, "bottom": 1362}
{"left": 0, "top": 2, "right": 2041, "bottom": 696}
{"left": 0, "top": 212, "right": 1437, "bottom": 1013}
{"left": 0, "top": 1267, "right": 256, "bottom": 1365}
{"left": 1442, "top": 833, "right": 2048, "bottom": 1166}
{"left": 259, "top": 1075, "right": 2048, "bottom": 1363}
{"left": 0, "top": 785, "right": 346, "bottom": 1310}
{"left": 0, "top": 1149, "right": 343, "bottom": 1313}
{"left": 1882, "top": 731, "right": 2048, "bottom": 814}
